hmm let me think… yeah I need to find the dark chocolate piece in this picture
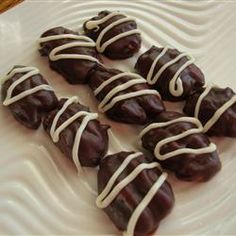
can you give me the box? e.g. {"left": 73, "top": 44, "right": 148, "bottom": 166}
{"left": 183, "top": 86, "right": 236, "bottom": 137}
{"left": 135, "top": 46, "right": 205, "bottom": 101}
{"left": 87, "top": 64, "right": 165, "bottom": 125}
{"left": 43, "top": 97, "right": 109, "bottom": 168}
{"left": 83, "top": 11, "right": 141, "bottom": 59}
{"left": 140, "top": 111, "right": 221, "bottom": 181}
{"left": 1, "top": 65, "right": 58, "bottom": 129}
{"left": 97, "top": 151, "right": 174, "bottom": 236}
{"left": 39, "top": 26, "right": 101, "bottom": 84}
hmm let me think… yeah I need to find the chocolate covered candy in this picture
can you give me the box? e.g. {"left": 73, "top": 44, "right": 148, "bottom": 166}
{"left": 43, "top": 96, "right": 109, "bottom": 168}
{"left": 140, "top": 111, "right": 221, "bottom": 181}
{"left": 88, "top": 64, "right": 165, "bottom": 124}
{"left": 135, "top": 46, "right": 205, "bottom": 101}
{"left": 39, "top": 26, "right": 100, "bottom": 84}
{"left": 97, "top": 151, "right": 174, "bottom": 236}
{"left": 83, "top": 11, "right": 141, "bottom": 59}
{"left": 1, "top": 66, "right": 58, "bottom": 129}
{"left": 184, "top": 85, "right": 236, "bottom": 137}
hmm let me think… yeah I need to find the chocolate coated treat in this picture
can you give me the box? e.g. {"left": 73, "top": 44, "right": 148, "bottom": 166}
{"left": 1, "top": 65, "right": 58, "bottom": 129}
{"left": 87, "top": 64, "right": 165, "bottom": 124}
{"left": 43, "top": 97, "right": 109, "bottom": 168}
{"left": 83, "top": 11, "right": 141, "bottom": 59}
{"left": 184, "top": 86, "right": 236, "bottom": 137}
{"left": 135, "top": 46, "right": 205, "bottom": 101}
{"left": 97, "top": 151, "right": 174, "bottom": 236}
{"left": 140, "top": 111, "right": 221, "bottom": 181}
{"left": 39, "top": 26, "right": 101, "bottom": 84}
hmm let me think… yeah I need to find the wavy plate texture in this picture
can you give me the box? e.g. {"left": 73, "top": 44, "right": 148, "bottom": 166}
{"left": 0, "top": 0, "right": 236, "bottom": 234}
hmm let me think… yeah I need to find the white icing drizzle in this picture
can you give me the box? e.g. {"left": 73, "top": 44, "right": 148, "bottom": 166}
{"left": 99, "top": 90, "right": 160, "bottom": 113}
{"left": 124, "top": 172, "right": 167, "bottom": 236}
{"left": 194, "top": 85, "right": 236, "bottom": 133}
{"left": 50, "top": 96, "right": 98, "bottom": 171}
{"left": 139, "top": 117, "right": 217, "bottom": 161}
{"left": 38, "top": 34, "right": 99, "bottom": 63}
{"left": 2, "top": 67, "right": 54, "bottom": 106}
{"left": 146, "top": 46, "right": 195, "bottom": 97}
{"left": 94, "top": 72, "right": 160, "bottom": 113}
{"left": 85, "top": 12, "right": 140, "bottom": 53}
{"left": 194, "top": 85, "right": 212, "bottom": 119}
{"left": 96, "top": 152, "right": 167, "bottom": 236}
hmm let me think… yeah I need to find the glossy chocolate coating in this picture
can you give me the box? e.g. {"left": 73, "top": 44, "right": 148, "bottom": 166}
{"left": 83, "top": 11, "right": 141, "bottom": 59}
{"left": 43, "top": 98, "right": 109, "bottom": 167}
{"left": 39, "top": 26, "right": 100, "bottom": 84}
{"left": 1, "top": 65, "right": 58, "bottom": 129}
{"left": 141, "top": 111, "right": 221, "bottom": 181}
{"left": 184, "top": 86, "right": 236, "bottom": 137}
{"left": 87, "top": 64, "right": 165, "bottom": 125}
{"left": 98, "top": 151, "right": 174, "bottom": 236}
{"left": 135, "top": 46, "right": 205, "bottom": 101}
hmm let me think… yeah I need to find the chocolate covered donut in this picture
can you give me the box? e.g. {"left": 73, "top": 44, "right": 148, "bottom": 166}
{"left": 83, "top": 11, "right": 141, "bottom": 59}
{"left": 184, "top": 85, "right": 236, "bottom": 137}
{"left": 135, "top": 46, "right": 205, "bottom": 101}
{"left": 39, "top": 26, "right": 101, "bottom": 84}
{"left": 97, "top": 151, "right": 174, "bottom": 236}
{"left": 140, "top": 111, "right": 221, "bottom": 181}
{"left": 87, "top": 64, "right": 165, "bottom": 124}
{"left": 43, "top": 96, "right": 109, "bottom": 169}
{"left": 1, "top": 66, "right": 58, "bottom": 129}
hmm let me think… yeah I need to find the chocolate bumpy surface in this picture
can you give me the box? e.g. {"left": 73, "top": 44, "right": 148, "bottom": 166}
{"left": 83, "top": 11, "right": 141, "bottom": 59}
{"left": 135, "top": 46, "right": 205, "bottom": 101}
{"left": 1, "top": 65, "right": 58, "bottom": 129}
{"left": 140, "top": 111, "right": 221, "bottom": 181}
{"left": 97, "top": 151, "right": 174, "bottom": 236}
{"left": 184, "top": 86, "right": 236, "bottom": 137}
{"left": 43, "top": 98, "right": 109, "bottom": 167}
{"left": 87, "top": 64, "right": 165, "bottom": 125}
{"left": 39, "top": 26, "right": 100, "bottom": 84}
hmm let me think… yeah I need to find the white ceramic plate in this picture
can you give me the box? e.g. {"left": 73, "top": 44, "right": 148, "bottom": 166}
{"left": 0, "top": 0, "right": 236, "bottom": 234}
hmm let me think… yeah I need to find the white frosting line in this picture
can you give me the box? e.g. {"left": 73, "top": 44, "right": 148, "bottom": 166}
{"left": 146, "top": 46, "right": 169, "bottom": 84}
{"left": 5, "top": 69, "right": 39, "bottom": 102}
{"left": 140, "top": 117, "right": 202, "bottom": 137}
{"left": 147, "top": 49, "right": 188, "bottom": 85}
{"left": 140, "top": 117, "right": 217, "bottom": 161}
{"left": 94, "top": 72, "right": 160, "bottom": 113}
{"left": 94, "top": 72, "right": 142, "bottom": 95}
{"left": 1, "top": 66, "right": 39, "bottom": 85}
{"left": 194, "top": 85, "right": 213, "bottom": 118}
{"left": 194, "top": 85, "right": 236, "bottom": 133}
{"left": 98, "top": 161, "right": 160, "bottom": 209}
{"left": 169, "top": 56, "right": 195, "bottom": 97}
{"left": 38, "top": 34, "right": 95, "bottom": 43}
{"left": 98, "top": 29, "right": 140, "bottom": 53}
{"left": 96, "top": 152, "right": 143, "bottom": 208}
{"left": 98, "top": 78, "right": 146, "bottom": 111}
{"left": 155, "top": 141, "right": 216, "bottom": 161}
{"left": 96, "top": 152, "right": 166, "bottom": 236}
{"left": 124, "top": 172, "right": 167, "bottom": 236}
{"left": 39, "top": 33, "right": 99, "bottom": 63}
{"left": 52, "top": 110, "right": 91, "bottom": 143}
{"left": 96, "top": 17, "right": 136, "bottom": 51}
{"left": 50, "top": 96, "right": 98, "bottom": 171}
{"left": 50, "top": 96, "right": 79, "bottom": 140}
{"left": 85, "top": 12, "right": 140, "bottom": 53}
{"left": 146, "top": 46, "right": 195, "bottom": 97}
{"left": 203, "top": 95, "right": 236, "bottom": 133}
{"left": 3, "top": 85, "right": 53, "bottom": 106}
{"left": 72, "top": 112, "right": 98, "bottom": 171}
{"left": 85, "top": 12, "right": 122, "bottom": 30}
{"left": 2, "top": 67, "right": 54, "bottom": 106}
{"left": 99, "top": 89, "right": 160, "bottom": 113}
